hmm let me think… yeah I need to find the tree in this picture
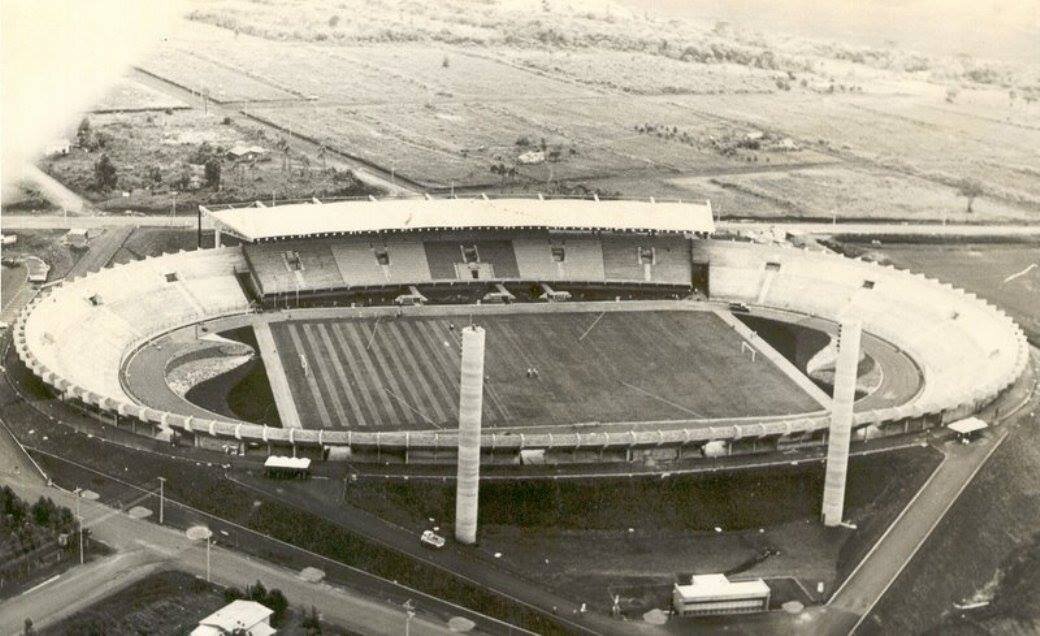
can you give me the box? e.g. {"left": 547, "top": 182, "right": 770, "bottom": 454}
{"left": 31, "top": 497, "right": 56, "bottom": 527}
{"left": 94, "top": 154, "right": 117, "bottom": 191}
{"left": 76, "top": 118, "right": 91, "bottom": 148}
{"left": 204, "top": 157, "right": 222, "bottom": 189}
{"left": 23, "top": 618, "right": 34, "bottom": 636}
{"left": 266, "top": 589, "right": 289, "bottom": 625}
{"left": 957, "top": 178, "right": 984, "bottom": 213}
{"left": 246, "top": 580, "right": 267, "bottom": 603}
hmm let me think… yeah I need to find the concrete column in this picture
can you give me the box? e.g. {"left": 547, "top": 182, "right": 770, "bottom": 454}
{"left": 455, "top": 326, "right": 486, "bottom": 545}
{"left": 822, "top": 319, "right": 862, "bottom": 527}
{"left": 215, "top": 228, "right": 222, "bottom": 247}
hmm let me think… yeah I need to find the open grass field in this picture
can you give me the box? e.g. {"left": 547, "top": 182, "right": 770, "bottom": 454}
{"left": 138, "top": 47, "right": 302, "bottom": 103}
{"left": 90, "top": 79, "right": 189, "bottom": 113}
{"left": 268, "top": 310, "right": 820, "bottom": 431}
{"left": 33, "top": 6, "right": 1032, "bottom": 217}
{"left": 508, "top": 49, "right": 783, "bottom": 95}
{"left": 688, "top": 165, "right": 1033, "bottom": 222}
{"left": 665, "top": 92, "right": 1040, "bottom": 213}
{"left": 344, "top": 445, "right": 943, "bottom": 612}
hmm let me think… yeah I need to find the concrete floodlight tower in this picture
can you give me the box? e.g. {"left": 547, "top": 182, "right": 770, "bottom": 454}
{"left": 455, "top": 325, "right": 486, "bottom": 545}
{"left": 822, "top": 318, "right": 862, "bottom": 527}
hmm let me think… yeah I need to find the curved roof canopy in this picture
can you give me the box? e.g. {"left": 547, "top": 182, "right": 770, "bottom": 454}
{"left": 204, "top": 197, "right": 714, "bottom": 242}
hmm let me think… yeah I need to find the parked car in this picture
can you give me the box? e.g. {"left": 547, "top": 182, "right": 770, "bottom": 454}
{"left": 420, "top": 529, "right": 446, "bottom": 549}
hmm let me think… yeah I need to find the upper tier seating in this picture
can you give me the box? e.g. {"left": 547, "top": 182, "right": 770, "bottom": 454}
{"left": 20, "top": 247, "right": 250, "bottom": 402}
{"left": 697, "top": 240, "right": 1027, "bottom": 416}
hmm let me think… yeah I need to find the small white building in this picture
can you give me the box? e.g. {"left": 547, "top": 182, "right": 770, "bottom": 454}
{"left": 64, "top": 229, "right": 89, "bottom": 249}
{"left": 517, "top": 150, "right": 545, "bottom": 165}
{"left": 191, "top": 600, "right": 276, "bottom": 636}
{"left": 672, "top": 574, "right": 770, "bottom": 617}
{"left": 45, "top": 138, "right": 71, "bottom": 156}
{"left": 227, "top": 145, "right": 268, "bottom": 161}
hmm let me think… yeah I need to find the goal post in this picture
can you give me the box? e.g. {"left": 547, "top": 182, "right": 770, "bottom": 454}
{"left": 740, "top": 340, "right": 757, "bottom": 363}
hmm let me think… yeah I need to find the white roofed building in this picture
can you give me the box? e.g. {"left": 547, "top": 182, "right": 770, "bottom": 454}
{"left": 672, "top": 574, "right": 771, "bottom": 617}
{"left": 191, "top": 600, "right": 276, "bottom": 636}
{"left": 204, "top": 197, "right": 715, "bottom": 243}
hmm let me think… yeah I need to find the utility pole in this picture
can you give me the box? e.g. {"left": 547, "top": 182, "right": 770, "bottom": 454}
{"left": 403, "top": 600, "right": 416, "bottom": 636}
{"left": 157, "top": 477, "right": 166, "bottom": 525}
{"left": 73, "top": 487, "right": 84, "bottom": 565}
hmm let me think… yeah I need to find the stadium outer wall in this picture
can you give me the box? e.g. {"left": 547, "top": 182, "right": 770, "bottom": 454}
{"left": 12, "top": 239, "right": 1030, "bottom": 468}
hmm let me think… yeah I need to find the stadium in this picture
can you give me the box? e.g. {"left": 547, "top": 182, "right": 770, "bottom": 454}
{"left": 11, "top": 196, "right": 1030, "bottom": 469}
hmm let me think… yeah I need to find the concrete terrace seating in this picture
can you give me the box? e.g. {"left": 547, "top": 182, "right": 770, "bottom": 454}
{"left": 242, "top": 241, "right": 345, "bottom": 295}
{"left": 511, "top": 236, "right": 606, "bottom": 282}
{"left": 697, "top": 240, "right": 1028, "bottom": 422}
{"left": 17, "top": 247, "right": 251, "bottom": 404}
{"left": 13, "top": 239, "right": 1028, "bottom": 455}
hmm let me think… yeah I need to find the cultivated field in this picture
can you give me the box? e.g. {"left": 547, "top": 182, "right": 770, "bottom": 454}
{"left": 24, "top": 1, "right": 1035, "bottom": 218}
{"left": 507, "top": 49, "right": 783, "bottom": 95}
{"left": 268, "top": 310, "right": 820, "bottom": 430}
{"left": 138, "top": 47, "right": 302, "bottom": 103}
{"left": 688, "top": 165, "right": 1032, "bottom": 222}
{"left": 90, "top": 78, "right": 189, "bottom": 113}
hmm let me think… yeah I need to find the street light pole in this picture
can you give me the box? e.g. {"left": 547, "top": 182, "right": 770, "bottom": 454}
{"left": 73, "top": 487, "right": 83, "bottom": 565}
{"left": 206, "top": 536, "right": 211, "bottom": 582}
{"left": 403, "top": 599, "right": 415, "bottom": 636}
{"left": 157, "top": 477, "right": 166, "bottom": 525}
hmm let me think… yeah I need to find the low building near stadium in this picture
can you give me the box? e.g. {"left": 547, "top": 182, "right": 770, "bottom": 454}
{"left": 672, "top": 574, "right": 771, "bottom": 617}
{"left": 263, "top": 455, "right": 311, "bottom": 479}
{"left": 191, "top": 600, "right": 275, "bottom": 636}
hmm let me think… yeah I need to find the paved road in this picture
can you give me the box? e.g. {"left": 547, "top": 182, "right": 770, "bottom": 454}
{"left": 717, "top": 220, "right": 1040, "bottom": 237}
{"left": 0, "top": 450, "right": 460, "bottom": 635}
{"left": 1, "top": 214, "right": 203, "bottom": 231}
{"left": 16, "top": 164, "right": 93, "bottom": 215}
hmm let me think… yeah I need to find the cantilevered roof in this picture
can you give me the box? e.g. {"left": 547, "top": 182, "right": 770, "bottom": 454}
{"left": 204, "top": 197, "right": 714, "bottom": 242}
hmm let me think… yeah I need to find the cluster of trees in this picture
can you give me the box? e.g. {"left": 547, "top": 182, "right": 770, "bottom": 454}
{"left": 1, "top": 487, "right": 78, "bottom": 556}
{"left": 224, "top": 579, "right": 289, "bottom": 626}
{"left": 76, "top": 118, "right": 108, "bottom": 152}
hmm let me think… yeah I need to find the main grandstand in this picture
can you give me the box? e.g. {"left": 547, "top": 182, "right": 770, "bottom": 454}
{"left": 12, "top": 196, "right": 1029, "bottom": 468}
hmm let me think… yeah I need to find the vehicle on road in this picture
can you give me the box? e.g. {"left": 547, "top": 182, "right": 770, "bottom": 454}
{"left": 420, "top": 529, "right": 446, "bottom": 549}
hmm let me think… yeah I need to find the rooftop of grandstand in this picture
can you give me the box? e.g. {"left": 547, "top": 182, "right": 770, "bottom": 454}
{"left": 204, "top": 197, "right": 715, "bottom": 242}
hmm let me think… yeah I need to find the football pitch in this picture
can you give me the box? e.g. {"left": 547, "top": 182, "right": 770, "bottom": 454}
{"left": 267, "top": 310, "right": 821, "bottom": 431}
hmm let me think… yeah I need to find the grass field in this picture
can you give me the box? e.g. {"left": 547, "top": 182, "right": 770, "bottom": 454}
{"left": 345, "top": 446, "right": 943, "bottom": 612}
{"left": 90, "top": 79, "right": 190, "bottom": 113}
{"left": 691, "top": 165, "right": 1034, "bottom": 222}
{"left": 268, "top": 310, "right": 820, "bottom": 431}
